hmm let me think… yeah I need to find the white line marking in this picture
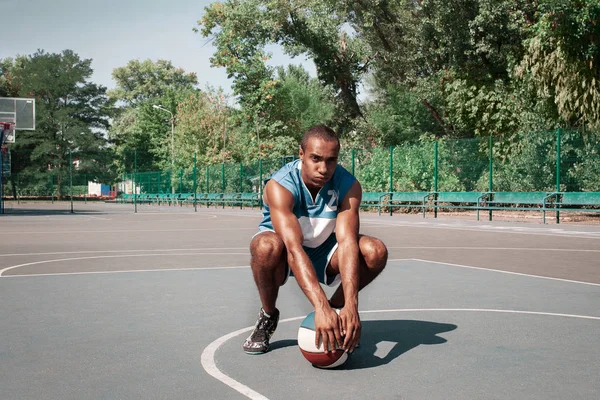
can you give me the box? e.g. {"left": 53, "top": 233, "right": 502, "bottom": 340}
{"left": 201, "top": 308, "right": 600, "bottom": 400}
{"left": 361, "top": 219, "right": 600, "bottom": 240}
{"left": 0, "top": 247, "right": 248, "bottom": 257}
{"left": 2, "top": 265, "right": 251, "bottom": 278}
{"left": 411, "top": 258, "right": 600, "bottom": 287}
{"left": 386, "top": 246, "right": 600, "bottom": 253}
{"left": 5, "top": 246, "right": 595, "bottom": 259}
{"left": 0, "top": 227, "right": 255, "bottom": 235}
{"left": 0, "top": 253, "right": 248, "bottom": 276}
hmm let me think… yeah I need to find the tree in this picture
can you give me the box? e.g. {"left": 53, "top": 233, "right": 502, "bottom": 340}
{"left": 198, "top": 0, "right": 370, "bottom": 133}
{"left": 517, "top": 0, "right": 600, "bottom": 129}
{"left": 109, "top": 59, "right": 198, "bottom": 105}
{"left": 2, "top": 50, "right": 113, "bottom": 198}
{"left": 108, "top": 59, "right": 199, "bottom": 173}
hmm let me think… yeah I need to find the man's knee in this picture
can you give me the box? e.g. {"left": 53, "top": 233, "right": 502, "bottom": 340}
{"left": 361, "top": 237, "right": 388, "bottom": 271}
{"left": 251, "top": 232, "right": 285, "bottom": 267}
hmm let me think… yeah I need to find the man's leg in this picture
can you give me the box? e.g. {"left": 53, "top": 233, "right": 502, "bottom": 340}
{"left": 249, "top": 231, "right": 288, "bottom": 313}
{"left": 243, "top": 231, "right": 288, "bottom": 354}
{"left": 326, "top": 235, "right": 388, "bottom": 308}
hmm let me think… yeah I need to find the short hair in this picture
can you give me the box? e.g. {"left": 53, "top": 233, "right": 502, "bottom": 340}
{"left": 300, "top": 125, "right": 340, "bottom": 151}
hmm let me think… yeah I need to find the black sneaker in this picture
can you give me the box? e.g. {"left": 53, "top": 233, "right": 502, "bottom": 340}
{"left": 243, "top": 308, "right": 280, "bottom": 354}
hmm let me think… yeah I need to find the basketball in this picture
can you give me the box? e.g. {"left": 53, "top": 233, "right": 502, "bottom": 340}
{"left": 297, "top": 310, "right": 349, "bottom": 368}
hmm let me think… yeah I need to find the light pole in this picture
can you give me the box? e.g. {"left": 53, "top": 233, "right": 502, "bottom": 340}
{"left": 153, "top": 104, "right": 175, "bottom": 193}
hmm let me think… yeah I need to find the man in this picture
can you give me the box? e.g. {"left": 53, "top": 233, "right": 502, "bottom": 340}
{"left": 243, "top": 125, "right": 388, "bottom": 355}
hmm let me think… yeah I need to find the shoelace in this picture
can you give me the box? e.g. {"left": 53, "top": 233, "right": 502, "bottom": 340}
{"left": 251, "top": 317, "right": 274, "bottom": 342}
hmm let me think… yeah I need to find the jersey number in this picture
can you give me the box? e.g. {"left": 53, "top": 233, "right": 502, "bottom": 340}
{"left": 326, "top": 190, "right": 338, "bottom": 211}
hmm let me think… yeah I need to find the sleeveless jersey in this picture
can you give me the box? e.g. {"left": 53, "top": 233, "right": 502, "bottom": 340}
{"left": 258, "top": 159, "right": 357, "bottom": 248}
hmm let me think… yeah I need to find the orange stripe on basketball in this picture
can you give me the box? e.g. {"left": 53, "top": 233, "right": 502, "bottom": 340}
{"left": 299, "top": 348, "right": 345, "bottom": 367}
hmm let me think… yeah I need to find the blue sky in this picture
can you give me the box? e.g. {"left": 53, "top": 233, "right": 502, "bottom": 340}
{"left": 2, "top": 0, "right": 316, "bottom": 99}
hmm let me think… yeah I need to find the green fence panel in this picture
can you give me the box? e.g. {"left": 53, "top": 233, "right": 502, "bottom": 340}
{"left": 390, "top": 142, "right": 435, "bottom": 192}
{"left": 561, "top": 130, "right": 600, "bottom": 192}
{"left": 490, "top": 130, "right": 557, "bottom": 191}
{"left": 438, "top": 138, "right": 488, "bottom": 192}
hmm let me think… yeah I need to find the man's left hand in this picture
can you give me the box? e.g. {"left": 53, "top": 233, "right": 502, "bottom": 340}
{"left": 338, "top": 305, "right": 361, "bottom": 353}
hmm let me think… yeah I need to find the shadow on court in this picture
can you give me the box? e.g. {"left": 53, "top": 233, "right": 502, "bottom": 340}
{"left": 346, "top": 319, "right": 457, "bottom": 369}
{"left": 269, "top": 319, "right": 457, "bottom": 370}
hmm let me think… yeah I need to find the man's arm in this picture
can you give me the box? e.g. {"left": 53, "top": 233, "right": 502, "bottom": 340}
{"left": 335, "top": 180, "right": 362, "bottom": 352}
{"left": 264, "top": 180, "right": 342, "bottom": 352}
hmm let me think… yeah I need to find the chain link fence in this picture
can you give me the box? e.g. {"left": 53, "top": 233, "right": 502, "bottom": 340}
{"left": 2, "top": 130, "right": 599, "bottom": 213}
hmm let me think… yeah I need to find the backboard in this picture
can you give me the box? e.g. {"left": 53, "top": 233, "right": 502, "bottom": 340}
{"left": 0, "top": 97, "right": 36, "bottom": 131}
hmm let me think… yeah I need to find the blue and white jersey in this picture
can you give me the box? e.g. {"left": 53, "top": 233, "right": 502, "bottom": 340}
{"left": 258, "top": 159, "right": 357, "bottom": 248}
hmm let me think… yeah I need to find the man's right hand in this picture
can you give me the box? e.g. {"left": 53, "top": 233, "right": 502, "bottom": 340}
{"left": 314, "top": 306, "right": 343, "bottom": 353}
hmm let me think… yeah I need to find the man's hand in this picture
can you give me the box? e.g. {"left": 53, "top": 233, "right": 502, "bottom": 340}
{"left": 314, "top": 306, "right": 343, "bottom": 353}
{"left": 339, "top": 305, "right": 361, "bottom": 353}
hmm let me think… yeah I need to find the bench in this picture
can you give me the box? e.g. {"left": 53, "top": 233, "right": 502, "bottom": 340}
{"left": 386, "top": 192, "right": 434, "bottom": 217}
{"left": 219, "top": 193, "right": 240, "bottom": 208}
{"left": 480, "top": 191, "right": 560, "bottom": 223}
{"left": 156, "top": 193, "right": 176, "bottom": 206}
{"left": 176, "top": 192, "right": 194, "bottom": 206}
{"left": 360, "top": 192, "right": 390, "bottom": 215}
{"left": 433, "top": 192, "right": 490, "bottom": 219}
{"left": 135, "top": 193, "right": 154, "bottom": 204}
{"left": 119, "top": 193, "right": 132, "bottom": 204}
{"left": 203, "top": 193, "right": 223, "bottom": 208}
{"left": 548, "top": 192, "right": 600, "bottom": 223}
{"left": 238, "top": 192, "right": 260, "bottom": 209}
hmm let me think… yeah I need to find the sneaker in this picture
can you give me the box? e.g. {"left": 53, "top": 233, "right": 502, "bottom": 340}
{"left": 243, "top": 308, "right": 280, "bottom": 354}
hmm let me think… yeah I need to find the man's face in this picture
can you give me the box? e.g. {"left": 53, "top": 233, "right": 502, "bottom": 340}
{"left": 299, "top": 137, "right": 339, "bottom": 189}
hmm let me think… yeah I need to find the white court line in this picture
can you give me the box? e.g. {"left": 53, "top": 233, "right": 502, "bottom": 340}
{"left": 386, "top": 246, "right": 600, "bottom": 253}
{"left": 3, "top": 258, "right": 598, "bottom": 286}
{"left": 0, "top": 227, "right": 256, "bottom": 235}
{"left": 411, "top": 258, "right": 600, "bottom": 287}
{"left": 201, "top": 308, "right": 600, "bottom": 400}
{"left": 0, "top": 253, "right": 248, "bottom": 276}
{"left": 360, "top": 219, "right": 600, "bottom": 240}
{"left": 4, "top": 246, "right": 598, "bottom": 259}
{"left": 0, "top": 257, "right": 409, "bottom": 278}
{"left": 2, "top": 265, "right": 251, "bottom": 278}
{"left": 0, "top": 247, "right": 248, "bottom": 257}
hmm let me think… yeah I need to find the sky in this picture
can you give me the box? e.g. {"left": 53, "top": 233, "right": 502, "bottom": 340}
{"left": 2, "top": 0, "right": 317, "bottom": 100}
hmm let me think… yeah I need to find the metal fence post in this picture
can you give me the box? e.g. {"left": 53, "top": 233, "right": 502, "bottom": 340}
{"left": 489, "top": 135, "right": 493, "bottom": 221}
{"left": 134, "top": 150, "right": 137, "bottom": 214}
{"left": 434, "top": 141, "right": 438, "bottom": 218}
{"left": 556, "top": 129, "right": 562, "bottom": 224}
{"left": 221, "top": 163, "right": 225, "bottom": 209}
{"left": 259, "top": 159, "right": 263, "bottom": 208}
{"left": 389, "top": 146, "right": 394, "bottom": 216}
{"left": 193, "top": 152, "right": 197, "bottom": 212}
{"left": 69, "top": 150, "right": 74, "bottom": 214}
{"left": 239, "top": 162, "right": 243, "bottom": 209}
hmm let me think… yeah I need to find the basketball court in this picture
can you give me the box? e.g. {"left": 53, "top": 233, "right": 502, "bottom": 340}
{"left": 1, "top": 205, "right": 599, "bottom": 399}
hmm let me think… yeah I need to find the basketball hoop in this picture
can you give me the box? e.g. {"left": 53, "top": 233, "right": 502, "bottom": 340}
{"left": 1, "top": 122, "right": 15, "bottom": 144}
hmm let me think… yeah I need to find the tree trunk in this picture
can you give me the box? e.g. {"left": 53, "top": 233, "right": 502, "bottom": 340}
{"left": 422, "top": 99, "right": 452, "bottom": 136}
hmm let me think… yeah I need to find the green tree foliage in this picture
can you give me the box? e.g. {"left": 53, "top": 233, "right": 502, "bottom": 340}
{"left": 1, "top": 50, "right": 113, "bottom": 198}
{"left": 108, "top": 59, "right": 199, "bottom": 173}
{"left": 517, "top": 0, "right": 600, "bottom": 129}
{"left": 175, "top": 88, "right": 232, "bottom": 166}
{"left": 109, "top": 59, "right": 198, "bottom": 105}
{"left": 198, "top": 0, "right": 369, "bottom": 132}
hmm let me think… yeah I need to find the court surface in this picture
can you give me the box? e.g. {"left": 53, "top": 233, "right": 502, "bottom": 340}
{"left": 1, "top": 203, "right": 599, "bottom": 399}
